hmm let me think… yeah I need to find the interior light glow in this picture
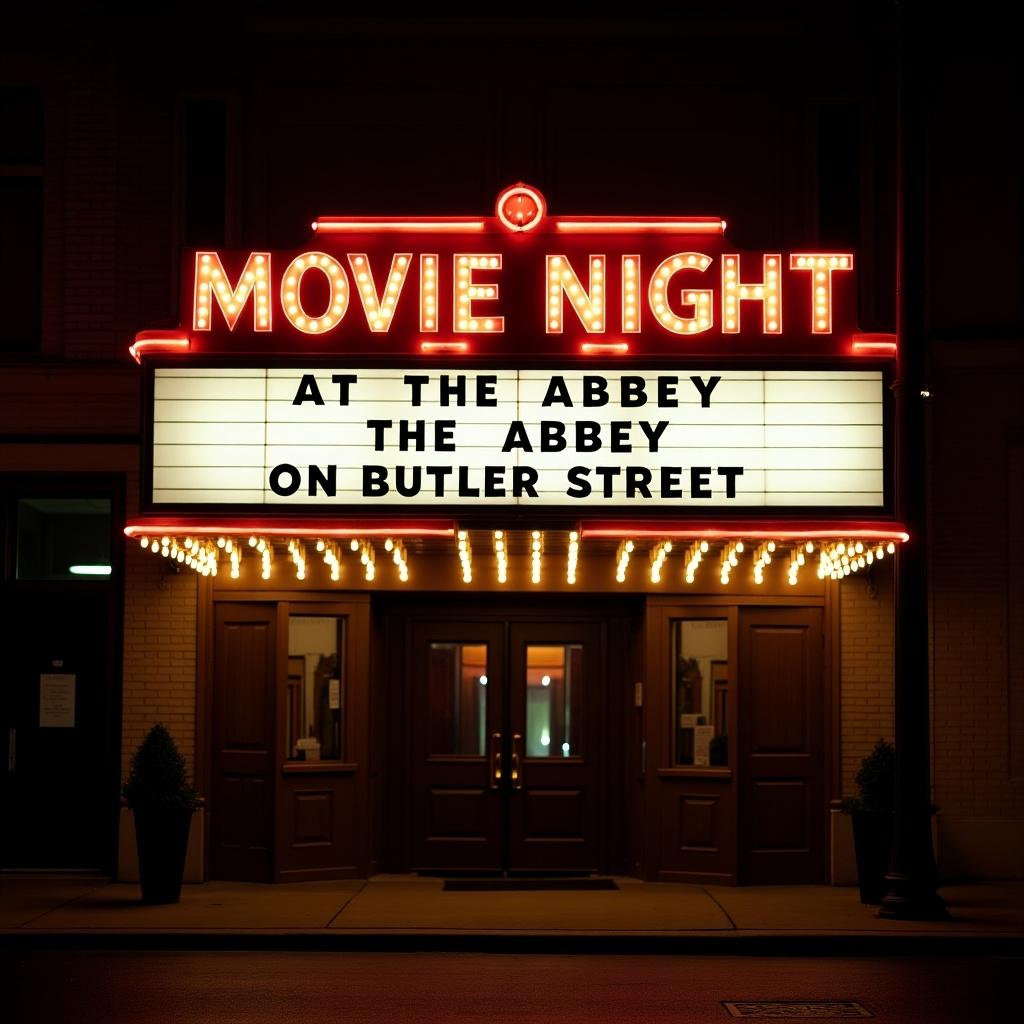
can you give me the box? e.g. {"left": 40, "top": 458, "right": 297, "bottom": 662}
{"left": 479, "top": 675, "right": 488, "bottom": 686}
{"left": 69, "top": 565, "right": 112, "bottom": 576}
{"left": 541, "top": 675, "right": 551, "bottom": 687}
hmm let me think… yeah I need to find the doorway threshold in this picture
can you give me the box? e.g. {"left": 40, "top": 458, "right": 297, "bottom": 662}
{"left": 443, "top": 878, "right": 619, "bottom": 892}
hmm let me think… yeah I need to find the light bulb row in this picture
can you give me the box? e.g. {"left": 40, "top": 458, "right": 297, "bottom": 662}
{"left": 458, "top": 530, "right": 472, "bottom": 583}
{"left": 531, "top": 530, "right": 543, "bottom": 584}
{"left": 567, "top": 531, "right": 580, "bottom": 585}
{"left": 649, "top": 540, "right": 673, "bottom": 583}
{"left": 493, "top": 530, "right": 508, "bottom": 584}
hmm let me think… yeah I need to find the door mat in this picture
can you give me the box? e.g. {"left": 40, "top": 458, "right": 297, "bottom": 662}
{"left": 443, "top": 878, "right": 619, "bottom": 892}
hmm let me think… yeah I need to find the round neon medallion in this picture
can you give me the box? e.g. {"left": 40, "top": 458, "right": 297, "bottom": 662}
{"left": 495, "top": 183, "right": 546, "bottom": 232}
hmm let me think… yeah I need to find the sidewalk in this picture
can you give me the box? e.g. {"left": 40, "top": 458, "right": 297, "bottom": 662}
{"left": 3, "top": 874, "right": 1023, "bottom": 952}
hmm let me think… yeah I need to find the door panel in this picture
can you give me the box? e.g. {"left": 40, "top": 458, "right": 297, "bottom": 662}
{"left": 1, "top": 590, "right": 113, "bottom": 868}
{"left": 739, "top": 608, "right": 824, "bottom": 883}
{"left": 507, "top": 623, "right": 602, "bottom": 872}
{"left": 409, "top": 616, "right": 605, "bottom": 873}
{"left": 410, "top": 621, "right": 504, "bottom": 871}
{"left": 211, "top": 603, "right": 275, "bottom": 881}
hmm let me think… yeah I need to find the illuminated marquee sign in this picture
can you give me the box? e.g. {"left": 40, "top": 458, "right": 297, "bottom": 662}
{"left": 138, "top": 185, "right": 892, "bottom": 515}
{"left": 137, "top": 184, "right": 869, "bottom": 362}
{"left": 150, "top": 367, "right": 885, "bottom": 509}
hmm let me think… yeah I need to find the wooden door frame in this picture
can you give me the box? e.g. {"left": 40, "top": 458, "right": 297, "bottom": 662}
{"left": 643, "top": 591, "right": 838, "bottom": 884}
{"left": 374, "top": 594, "right": 638, "bottom": 876}
{"left": 198, "top": 587, "right": 371, "bottom": 881}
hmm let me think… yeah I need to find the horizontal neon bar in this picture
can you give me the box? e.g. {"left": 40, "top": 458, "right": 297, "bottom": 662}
{"left": 129, "top": 333, "right": 190, "bottom": 363}
{"left": 420, "top": 341, "right": 470, "bottom": 354}
{"left": 581, "top": 522, "right": 909, "bottom": 542}
{"left": 580, "top": 342, "right": 629, "bottom": 355}
{"left": 314, "top": 218, "right": 487, "bottom": 233}
{"left": 125, "top": 521, "right": 456, "bottom": 539}
{"left": 555, "top": 217, "right": 726, "bottom": 233}
{"left": 852, "top": 332, "right": 898, "bottom": 355}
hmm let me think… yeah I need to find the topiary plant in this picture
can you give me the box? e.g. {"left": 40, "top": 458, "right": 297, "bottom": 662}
{"left": 841, "top": 737, "right": 895, "bottom": 814}
{"left": 123, "top": 723, "right": 199, "bottom": 811}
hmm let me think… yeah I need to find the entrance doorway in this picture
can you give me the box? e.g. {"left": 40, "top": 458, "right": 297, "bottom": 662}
{"left": 409, "top": 617, "right": 605, "bottom": 873}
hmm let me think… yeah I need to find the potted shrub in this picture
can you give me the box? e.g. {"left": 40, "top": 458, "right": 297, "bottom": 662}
{"left": 122, "top": 723, "right": 199, "bottom": 904}
{"left": 841, "top": 738, "right": 895, "bottom": 904}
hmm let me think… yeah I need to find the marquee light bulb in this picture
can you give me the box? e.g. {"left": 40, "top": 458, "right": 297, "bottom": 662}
{"left": 454, "top": 254, "right": 504, "bottom": 333}
{"left": 722, "top": 254, "right": 781, "bottom": 334}
{"left": 790, "top": 254, "right": 853, "bottom": 333}
{"left": 546, "top": 254, "right": 606, "bottom": 334}
{"left": 194, "top": 251, "right": 271, "bottom": 332}
{"left": 281, "top": 252, "right": 350, "bottom": 335}
{"left": 648, "top": 252, "right": 714, "bottom": 335}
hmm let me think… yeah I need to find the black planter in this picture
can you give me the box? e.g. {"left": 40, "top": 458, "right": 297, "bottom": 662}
{"left": 133, "top": 804, "right": 193, "bottom": 904}
{"left": 851, "top": 810, "right": 894, "bottom": 904}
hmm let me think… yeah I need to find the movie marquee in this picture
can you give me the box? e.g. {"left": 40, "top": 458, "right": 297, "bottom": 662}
{"left": 127, "top": 185, "right": 904, "bottom": 584}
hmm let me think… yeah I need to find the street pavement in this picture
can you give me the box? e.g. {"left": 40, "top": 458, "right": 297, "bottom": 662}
{"left": 3, "top": 951, "right": 1021, "bottom": 1023}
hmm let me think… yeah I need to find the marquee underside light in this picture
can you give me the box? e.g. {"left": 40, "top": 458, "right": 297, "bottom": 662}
{"left": 127, "top": 525, "right": 906, "bottom": 587}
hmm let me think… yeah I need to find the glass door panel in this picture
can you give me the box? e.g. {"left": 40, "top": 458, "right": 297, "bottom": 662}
{"left": 428, "top": 643, "right": 488, "bottom": 756}
{"left": 524, "top": 644, "right": 582, "bottom": 758}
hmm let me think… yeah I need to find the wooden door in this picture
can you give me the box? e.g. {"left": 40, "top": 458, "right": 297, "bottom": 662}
{"left": 739, "top": 607, "right": 825, "bottom": 883}
{"left": 507, "top": 622, "right": 602, "bottom": 872}
{"left": 211, "top": 603, "right": 276, "bottom": 881}
{"left": 409, "top": 620, "right": 505, "bottom": 871}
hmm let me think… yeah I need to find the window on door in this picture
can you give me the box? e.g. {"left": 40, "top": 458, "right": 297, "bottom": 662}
{"left": 428, "top": 642, "right": 488, "bottom": 756}
{"left": 525, "top": 644, "right": 582, "bottom": 758}
{"left": 287, "top": 615, "right": 345, "bottom": 762}
{"left": 672, "top": 619, "right": 729, "bottom": 767}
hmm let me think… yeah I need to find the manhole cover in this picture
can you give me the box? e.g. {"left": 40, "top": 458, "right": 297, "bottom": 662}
{"left": 723, "top": 1002, "right": 873, "bottom": 1019}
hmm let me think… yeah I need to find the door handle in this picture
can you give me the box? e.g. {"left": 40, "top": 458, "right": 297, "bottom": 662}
{"left": 511, "top": 732, "right": 523, "bottom": 789}
{"left": 490, "top": 731, "right": 502, "bottom": 789}
{"left": 7, "top": 728, "right": 14, "bottom": 772}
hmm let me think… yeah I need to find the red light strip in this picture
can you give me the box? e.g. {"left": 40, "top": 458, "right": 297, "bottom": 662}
{"left": 580, "top": 341, "right": 630, "bottom": 355}
{"left": 125, "top": 521, "right": 456, "bottom": 540}
{"left": 313, "top": 218, "right": 487, "bottom": 233}
{"left": 129, "top": 332, "right": 190, "bottom": 363}
{"left": 852, "top": 332, "right": 898, "bottom": 355}
{"left": 420, "top": 340, "right": 470, "bottom": 354}
{"left": 581, "top": 522, "right": 910, "bottom": 543}
{"left": 555, "top": 217, "right": 726, "bottom": 234}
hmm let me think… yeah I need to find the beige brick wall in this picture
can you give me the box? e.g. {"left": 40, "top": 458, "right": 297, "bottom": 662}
{"left": 839, "top": 563, "right": 895, "bottom": 796}
{"left": 121, "top": 542, "right": 199, "bottom": 782}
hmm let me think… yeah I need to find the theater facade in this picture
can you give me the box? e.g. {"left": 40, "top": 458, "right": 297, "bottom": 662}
{"left": 117, "top": 185, "right": 904, "bottom": 884}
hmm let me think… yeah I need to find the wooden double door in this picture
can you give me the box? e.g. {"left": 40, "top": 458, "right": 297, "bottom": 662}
{"left": 410, "top": 618, "right": 604, "bottom": 873}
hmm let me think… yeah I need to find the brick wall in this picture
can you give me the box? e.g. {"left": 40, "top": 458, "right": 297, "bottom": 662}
{"left": 839, "top": 564, "right": 895, "bottom": 796}
{"left": 121, "top": 541, "right": 199, "bottom": 782}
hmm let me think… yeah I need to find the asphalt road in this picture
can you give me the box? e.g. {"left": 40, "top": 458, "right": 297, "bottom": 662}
{"left": 3, "top": 951, "right": 1020, "bottom": 1023}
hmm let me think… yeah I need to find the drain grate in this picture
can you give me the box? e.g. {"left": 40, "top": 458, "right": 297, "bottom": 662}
{"left": 443, "top": 878, "right": 618, "bottom": 892}
{"left": 723, "top": 1002, "right": 873, "bottom": 1019}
